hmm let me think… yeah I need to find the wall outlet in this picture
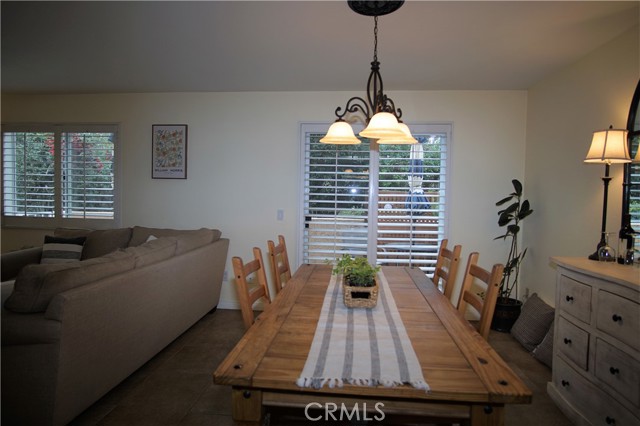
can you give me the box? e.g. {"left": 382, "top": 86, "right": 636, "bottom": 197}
{"left": 277, "top": 209, "right": 284, "bottom": 221}
{"left": 223, "top": 270, "right": 228, "bottom": 281}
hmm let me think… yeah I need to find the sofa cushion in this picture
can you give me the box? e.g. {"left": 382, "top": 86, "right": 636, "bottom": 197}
{"left": 4, "top": 251, "right": 135, "bottom": 313}
{"left": 510, "top": 293, "right": 555, "bottom": 352}
{"left": 40, "top": 236, "right": 86, "bottom": 264}
{"left": 123, "top": 237, "right": 177, "bottom": 268}
{"left": 54, "top": 227, "right": 133, "bottom": 260}
{"left": 128, "top": 226, "right": 219, "bottom": 254}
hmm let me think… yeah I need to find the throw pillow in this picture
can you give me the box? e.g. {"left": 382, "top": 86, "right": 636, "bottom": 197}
{"left": 40, "top": 236, "right": 86, "bottom": 264}
{"left": 510, "top": 293, "right": 555, "bottom": 352}
{"left": 54, "top": 227, "right": 133, "bottom": 260}
{"left": 533, "top": 319, "right": 554, "bottom": 368}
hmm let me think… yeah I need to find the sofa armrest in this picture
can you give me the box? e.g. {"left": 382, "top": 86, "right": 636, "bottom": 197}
{"left": 1, "top": 247, "right": 42, "bottom": 281}
{"left": 1, "top": 308, "right": 61, "bottom": 345}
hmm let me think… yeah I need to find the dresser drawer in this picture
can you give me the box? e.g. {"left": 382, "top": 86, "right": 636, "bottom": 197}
{"left": 595, "top": 338, "right": 640, "bottom": 408}
{"left": 596, "top": 290, "right": 640, "bottom": 350}
{"left": 559, "top": 275, "right": 592, "bottom": 323}
{"left": 554, "top": 356, "right": 640, "bottom": 426}
{"left": 557, "top": 316, "right": 589, "bottom": 370}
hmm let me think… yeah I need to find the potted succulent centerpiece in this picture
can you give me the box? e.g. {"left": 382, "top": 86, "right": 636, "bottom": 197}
{"left": 333, "top": 254, "right": 381, "bottom": 308}
{"left": 491, "top": 179, "right": 534, "bottom": 332}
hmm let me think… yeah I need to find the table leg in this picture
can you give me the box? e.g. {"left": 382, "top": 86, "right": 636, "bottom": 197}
{"left": 470, "top": 404, "right": 504, "bottom": 426}
{"left": 231, "top": 388, "right": 263, "bottom": 426}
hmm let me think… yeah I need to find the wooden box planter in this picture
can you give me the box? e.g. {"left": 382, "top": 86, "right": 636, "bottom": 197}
{"left": 343, "top": 278, "right": 379, "bottom": 309}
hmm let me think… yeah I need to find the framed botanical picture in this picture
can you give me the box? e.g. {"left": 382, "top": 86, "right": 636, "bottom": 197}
{"left": 152, "top": 124, "right": 188, "bottom": 179}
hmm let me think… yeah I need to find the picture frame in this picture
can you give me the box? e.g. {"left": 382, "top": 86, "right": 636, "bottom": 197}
{"left": 152, "top": 124, "right": 188, "bottom": 179}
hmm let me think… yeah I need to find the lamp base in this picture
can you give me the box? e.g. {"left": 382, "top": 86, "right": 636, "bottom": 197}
{"left": 588, "top": 238, "right": 607, "bottom": 261}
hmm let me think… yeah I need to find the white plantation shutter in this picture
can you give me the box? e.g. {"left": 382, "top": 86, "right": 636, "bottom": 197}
{"left": 2, "top": 124, "right": 119, "bottom": 228}
{"left": 302, "top": 134, "right": 371, "bottom": 263}
{"left": 377, "top": 130, "right": 448, "bottom": 274}
{"left": 62, "top": 132, "right": 115, "bottom": 219}
{"left": 630, "top": 133, "right": 640, "bottom": 253}
{"left": 2, "top": 131, "right": 56, "bottom": 218}
{"left": 301, "top": 123, "right": 450, "bottom": 273}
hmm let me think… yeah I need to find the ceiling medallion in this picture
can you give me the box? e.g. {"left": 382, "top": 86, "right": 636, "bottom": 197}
{"left": 348, "top": 1, "right": 404, "bottom": 17}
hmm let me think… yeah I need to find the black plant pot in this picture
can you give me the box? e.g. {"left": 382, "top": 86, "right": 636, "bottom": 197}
{"left": 491, "top": 298, "right": 523, "bottom": 332}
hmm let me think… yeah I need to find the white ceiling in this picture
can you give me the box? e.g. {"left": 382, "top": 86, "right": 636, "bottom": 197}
{"left": 1, "top": 1, "right": 638, "bottom": 94}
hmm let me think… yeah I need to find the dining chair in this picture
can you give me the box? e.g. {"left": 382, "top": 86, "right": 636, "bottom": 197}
{"left": 431, "top": 238, "right": 462, "bottom": 302}
{"left": 232, "top": 247, "right": 272, "bottom": 330}
{"left": 456, "top": 252, "right": 504, "bottom": 340}
{"left": 267, "top": 235, "right": 292, "bottom": 296}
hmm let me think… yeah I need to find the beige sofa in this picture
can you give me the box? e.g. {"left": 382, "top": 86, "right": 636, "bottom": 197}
{"left": 1, "top": 226, "right": 229, "bottom": 426}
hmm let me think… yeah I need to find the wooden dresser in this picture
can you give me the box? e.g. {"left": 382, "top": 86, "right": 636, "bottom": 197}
{"left": 549, "top": 257, "right": 640, "bottom": 426}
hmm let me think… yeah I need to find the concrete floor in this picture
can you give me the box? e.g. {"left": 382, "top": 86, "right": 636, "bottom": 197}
{"left": 70, "top": 309, "right": 572, "bottom": 426}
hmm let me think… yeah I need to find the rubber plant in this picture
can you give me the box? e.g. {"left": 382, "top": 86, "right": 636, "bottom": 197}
{"left": 495, "top": 179, "right": 534, "bottom": 302}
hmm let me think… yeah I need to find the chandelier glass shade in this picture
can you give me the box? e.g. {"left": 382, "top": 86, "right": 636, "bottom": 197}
{"left": 377, "top": 122, "right": 419, "bottom": 144}
{"left": 319, "top": 120, "right": 361, "bottom": 144}
{"left": 321, "top": 1, "right": 415, "bottom": 145}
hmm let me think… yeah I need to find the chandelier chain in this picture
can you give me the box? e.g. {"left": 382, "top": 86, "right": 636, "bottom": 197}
{"left": 373, "top": 16, "right": 378, "bottom": 62}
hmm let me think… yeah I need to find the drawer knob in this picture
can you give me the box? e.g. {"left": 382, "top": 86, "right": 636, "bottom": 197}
{"left": 561, "top": 380, "right": 569, "bottom": 387}
{"left": 606, "top": 416, "right": 616, "bottom": 425}
{"left": 565, "top": 295, "right": 574, "bottom": 302}
{"left": 612, "top": 314, "right": 622, "bottom": 323}
{"left": 609, "top": 367, "right": 620, "bottom": 375}
{"left": 563, "top": 338, "right": 572, "bottom": 345}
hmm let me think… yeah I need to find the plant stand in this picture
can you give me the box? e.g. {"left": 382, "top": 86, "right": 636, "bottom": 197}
{"left": 343, "top": 279, "right": 379, "bottom": 309}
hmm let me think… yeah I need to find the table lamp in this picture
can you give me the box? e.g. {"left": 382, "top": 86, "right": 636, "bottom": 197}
{"left": 584, "top": 126, "right": 631, "bottom": 260}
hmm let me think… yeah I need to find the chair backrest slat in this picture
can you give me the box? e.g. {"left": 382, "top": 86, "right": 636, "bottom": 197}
{"left": 232, "top": 247, "right": 271, "bottom": 330}
{"left": 431, "top": 239, "right": 462, "bottom": 301}
{"left": 456, "top": 252, "right": 503, "bottom": 340}
{"left": 267, "top": 235, "right": 292, "bottom": 295}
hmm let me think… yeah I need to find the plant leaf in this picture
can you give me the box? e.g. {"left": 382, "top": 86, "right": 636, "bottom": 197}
{"left": 498, "top": 202, "right": 519, "bottom": 226}
{"left": 496, "top": 195, "right": 514, "bottom": 206}
{"left": 512, "top": 179, "right": 522, "bottom": 196}
{"left": 507, "top": 224, "right": 520, "bottom": 235}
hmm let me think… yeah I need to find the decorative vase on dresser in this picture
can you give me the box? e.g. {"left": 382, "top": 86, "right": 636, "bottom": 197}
{"left": 549, "top": 257, "right": 640, "bottom": 426}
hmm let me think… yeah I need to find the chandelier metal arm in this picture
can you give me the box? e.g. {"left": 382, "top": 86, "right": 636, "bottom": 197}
{"left": 366, "top": 61, "right": 402, "bottom": 120}
{"left": 334, "top": 96, "right": 371, "bottom": 122}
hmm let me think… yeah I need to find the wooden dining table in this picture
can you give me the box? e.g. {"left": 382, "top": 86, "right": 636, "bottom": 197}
{"left": 214, "top": 264, "right": 532, "bottom": 425}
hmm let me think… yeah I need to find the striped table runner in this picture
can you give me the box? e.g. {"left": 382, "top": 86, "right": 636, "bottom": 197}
{"left": 296, "top": 270, "right": 429, "bottom": 391}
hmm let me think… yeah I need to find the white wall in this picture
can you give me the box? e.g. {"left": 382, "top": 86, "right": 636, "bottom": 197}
{"left": 1, "top": 90, "right": 527, "bottom": 308}
{"left": 523, "top": 25, "right": 639, "bottom": 305}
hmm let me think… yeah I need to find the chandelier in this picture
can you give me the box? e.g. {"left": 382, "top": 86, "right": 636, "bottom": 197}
{"left": 320, "top": 0, "right": 416, "bottom": 145}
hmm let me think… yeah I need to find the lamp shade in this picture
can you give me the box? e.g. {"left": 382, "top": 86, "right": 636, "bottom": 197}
{"left": 359, "top": 112, "right": 405, "bottom": 139}
{"left": 584, "top": 128, "right": 631, "bottom": 164}
{"left": 320, "top": 121, "right": 361, "bottom": 144}
{"left": 377, "top": 122, "right": 418, "bottom": 144}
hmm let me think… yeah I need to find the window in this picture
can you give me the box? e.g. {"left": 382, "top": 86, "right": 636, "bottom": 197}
{"left": 624, "top": 80, "right": 640, "bottom": 256}
{"left": 301, "top": 123, "right": 450, "bottom": 274}
{"left": 629, "top": 114, "right": 640, "bottom": 254}
{"left": 2, "top": 124, "right": 120, "bottom": 229}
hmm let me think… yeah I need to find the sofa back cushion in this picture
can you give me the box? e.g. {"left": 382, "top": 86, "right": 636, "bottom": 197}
{"left": 128, "top": 226, "right": 220, "bottom": 254}
{"left": 123, "top": 237, "right": 177, "bottom": 268}
{"left": 4, "top": 251, "right": 135, "bottom": 313}
{"left": 54, "top": 228, "right": 133, "bottom": 260}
